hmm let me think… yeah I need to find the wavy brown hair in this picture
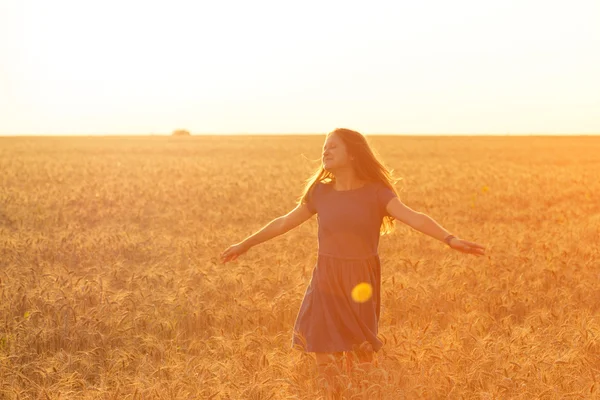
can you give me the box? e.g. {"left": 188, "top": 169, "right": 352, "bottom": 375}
{"left": 298, "top": 128, "right": 401, "bottom": 235}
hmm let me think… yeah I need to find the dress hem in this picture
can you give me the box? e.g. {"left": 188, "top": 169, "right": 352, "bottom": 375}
{"left": 290, "top": 346, "right": 383, "bottom": 353}
{"left": 290, "top": 342, "right": 383, "bottom": 354}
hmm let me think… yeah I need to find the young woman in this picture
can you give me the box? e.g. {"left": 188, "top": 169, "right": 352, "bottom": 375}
{"left": 220, "top": 128, "right": 486, "bottom": 397}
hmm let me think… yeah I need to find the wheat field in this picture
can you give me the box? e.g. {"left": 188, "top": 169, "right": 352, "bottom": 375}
{"left": 1, "top": 135, "right": 599, "bottom": 399}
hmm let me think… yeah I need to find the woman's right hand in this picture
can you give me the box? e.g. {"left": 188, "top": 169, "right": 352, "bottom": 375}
{"left": 220, "top": 242, "right": 249, "bottom": 264}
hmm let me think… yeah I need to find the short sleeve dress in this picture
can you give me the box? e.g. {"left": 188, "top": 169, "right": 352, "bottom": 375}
{"left": 291, "top": 180, "right": 397, "bottom": 353}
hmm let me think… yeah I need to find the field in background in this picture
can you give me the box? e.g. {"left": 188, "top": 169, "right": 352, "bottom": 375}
{"left": 1, "top": 135, "right": 599, "bottom": 399}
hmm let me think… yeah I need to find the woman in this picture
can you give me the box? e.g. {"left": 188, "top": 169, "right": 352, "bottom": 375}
{"left": 220, "top": 128, "right": 486, "bottom": 398}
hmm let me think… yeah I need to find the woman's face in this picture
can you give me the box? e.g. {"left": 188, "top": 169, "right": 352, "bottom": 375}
{"left": 322, "top": 133, "right": 352, "bottom": 172}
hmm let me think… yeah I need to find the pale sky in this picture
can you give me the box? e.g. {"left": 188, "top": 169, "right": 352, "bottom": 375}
{"left": 0, "top": 0, "right": 599, "bottom": 135}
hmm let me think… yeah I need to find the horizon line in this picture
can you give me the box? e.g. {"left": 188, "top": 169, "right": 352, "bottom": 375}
{"left": 1, "top": 132, "right": 600, "bottom": 137}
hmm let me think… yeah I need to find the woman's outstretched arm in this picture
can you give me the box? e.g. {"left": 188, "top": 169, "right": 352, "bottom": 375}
{"left": 220, "top": 203, "right": 315, "bottom": 263}
{"left": 385, "top": 197, "right": 486, "bottom": 256}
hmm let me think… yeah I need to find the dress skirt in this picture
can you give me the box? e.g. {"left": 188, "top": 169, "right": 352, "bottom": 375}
{"left": 291, "top": 253, "right": 383, "bottom": 353}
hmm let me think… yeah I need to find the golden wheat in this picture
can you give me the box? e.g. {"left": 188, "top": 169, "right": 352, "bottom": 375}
{"left": 0, "top": 135, "right": 599, "bottom": 399}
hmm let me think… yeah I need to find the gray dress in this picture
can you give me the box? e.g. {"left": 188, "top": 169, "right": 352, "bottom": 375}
{"left": 291, "top": 180, "right": 397, "bottom": 353}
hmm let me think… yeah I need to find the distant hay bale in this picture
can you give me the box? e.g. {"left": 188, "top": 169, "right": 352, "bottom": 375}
{"left": 172, "top": 129, "right": 191, "bottom": 136}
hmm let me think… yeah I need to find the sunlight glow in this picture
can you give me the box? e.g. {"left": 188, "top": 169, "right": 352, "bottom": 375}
{"left": 1, "top": 0, "right": 599, "bottom": 135}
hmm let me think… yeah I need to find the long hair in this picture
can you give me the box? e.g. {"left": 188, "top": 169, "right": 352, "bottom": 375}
{"left": 298, "top": 128, "right": 401, "bottom": 235}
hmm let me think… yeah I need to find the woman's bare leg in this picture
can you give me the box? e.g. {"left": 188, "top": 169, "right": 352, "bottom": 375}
{"left": 315, "top": 352, "right": 344, "bottom": 399}
{"left": 353, "top": 341, "right": 374, "bottom": 370}
{"left": 349, "top": 342, "right": 380, "bottom": 398}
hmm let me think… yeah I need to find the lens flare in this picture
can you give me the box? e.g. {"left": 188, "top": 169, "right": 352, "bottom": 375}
{"left": 351, "top": 282, "right": 372, "bottom": 303}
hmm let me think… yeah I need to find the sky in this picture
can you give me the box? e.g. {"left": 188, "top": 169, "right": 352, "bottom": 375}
{"left": 0, "top": 0, "right": 599, "bottom": 135}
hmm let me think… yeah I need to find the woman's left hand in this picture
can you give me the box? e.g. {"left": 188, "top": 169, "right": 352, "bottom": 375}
{"left": 449, "top": 238, "right": 486, "bottom": 256}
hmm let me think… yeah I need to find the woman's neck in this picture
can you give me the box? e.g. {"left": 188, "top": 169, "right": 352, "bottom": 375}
{"left": 332, "top": 169, "right": 365, "bottom": 191}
